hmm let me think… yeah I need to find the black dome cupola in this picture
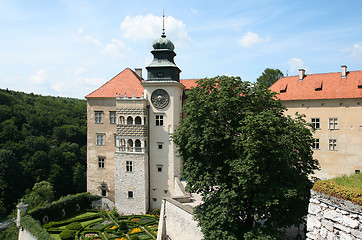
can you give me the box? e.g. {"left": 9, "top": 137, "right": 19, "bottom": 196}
{"left": 146, "top": 13, "right": 181, "bottom": 82}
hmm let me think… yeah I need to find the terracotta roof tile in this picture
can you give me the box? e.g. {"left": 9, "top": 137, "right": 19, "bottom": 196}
{"left": 269, "top": 70, "right": 362, "bottom": 100}
{"left": 181, "top": 79, "right": 198, "bottom": 90}
{"left": 85, "top": 68, "right": 144, "bottom": 98}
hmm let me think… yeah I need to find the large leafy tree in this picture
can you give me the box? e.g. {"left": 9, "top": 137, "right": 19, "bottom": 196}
{"left": 256, "top": 68, "right": 284, "bottom": 88}
{"left": 173, "top": 76, "right": 319, "bottom": 239}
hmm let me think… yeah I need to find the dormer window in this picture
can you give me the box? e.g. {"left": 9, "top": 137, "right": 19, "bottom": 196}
{"left": 280, "top": 83, "right": 287, "bottom": 93}
{"left": 314, "top": 80, "right": 323, "bottom": 91}
{"left": 157, "top": 72, "right": 164, "bottom": 78}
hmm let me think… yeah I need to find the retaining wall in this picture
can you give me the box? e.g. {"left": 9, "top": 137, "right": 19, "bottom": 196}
{"left": 306, "top": 190, "right": 362, "bottom": 240}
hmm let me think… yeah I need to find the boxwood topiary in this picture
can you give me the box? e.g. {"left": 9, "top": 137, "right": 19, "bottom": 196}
{"left": 130, "top": 235, "right": 140, "bottom": 240}
{"left": 66, "top": 221, "right": 83, "bottom": 230}
{"left": 118, "top": 221, "right": 128, "bottom": 230}
{"left": 59, "top": 230, "right": 76, "bottom": 240}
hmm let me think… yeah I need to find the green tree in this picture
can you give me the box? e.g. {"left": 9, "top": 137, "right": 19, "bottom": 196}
{"left": 256, "top": 68, "right": 284, "bottom": 88}
{"left": 173, "top": 76, "right": 319, "bottom": 239}
{"left": 23, "top": 181, "right": 54, "bottom": 210}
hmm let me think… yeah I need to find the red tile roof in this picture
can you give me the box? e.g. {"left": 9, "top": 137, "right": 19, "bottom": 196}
{"left": 180, "top": 79, "right": 198, "bottom": 90}
{"left": 86, "top": 68, "right": 199, "bottom": 98}
{"left": 85, "top": 68, "right": 144, "bottom": 98}
{"left": 269, "top": 70, "right": 362, "bottom": 100}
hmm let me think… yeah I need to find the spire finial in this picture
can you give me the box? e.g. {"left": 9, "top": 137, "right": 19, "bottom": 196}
{"left": 161, "top": 10, "right": 166, "bottom": 38}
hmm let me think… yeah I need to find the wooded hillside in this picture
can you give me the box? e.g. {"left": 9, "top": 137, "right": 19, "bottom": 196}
{"left": 0, "top": 89, "right": 87, "bottom": 217}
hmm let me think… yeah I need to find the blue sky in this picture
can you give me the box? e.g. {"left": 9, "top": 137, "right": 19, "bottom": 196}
{"left": 1, "top": 0, "right": 362, "bottom": 99}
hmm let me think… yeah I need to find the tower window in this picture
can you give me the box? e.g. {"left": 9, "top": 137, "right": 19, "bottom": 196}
{"left": 158, "top": 142, "right": 163, "bottom": 149}
{"left": 135, "top": 116, "right": 142, "bottom": 125}
{"left": 157, "top": 72, "right": 164, "bottom": 78}
{"left": 126, "top": 161, "right": 133, "bottom": 172}
{"left": 98, "top": 157, "right": 105, "bottom": 168}
{"left": 156, "top": 115, "right": 164, "bottom": 126}
{"left": 157, "top": 165, "right": 163, "bottom": 172}
{"left": 95, "top": 111, "right": 103, "bottom": 124}
{"left": 128, "top": 191, "right": 134, "bottom": 198}
{"left": 102, "top": 189, "right": 107, "bottom": 196}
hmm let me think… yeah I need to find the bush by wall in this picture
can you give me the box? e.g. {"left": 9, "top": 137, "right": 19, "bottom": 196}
{"left": 313, "top": 179, "right": 362, "bottom": 205}
{"left": 21, "top": 215, "right": 53, "bottom": 240}
{"left": 29, "top": 192, "right": 100, "bottom": 222}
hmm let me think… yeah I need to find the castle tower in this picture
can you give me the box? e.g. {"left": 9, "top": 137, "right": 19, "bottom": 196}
{"left": 143, "top": 17, "right": 184, "bottom": 209}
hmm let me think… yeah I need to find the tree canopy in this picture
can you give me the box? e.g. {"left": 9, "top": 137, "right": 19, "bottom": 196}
{"left": 173, "top": 76, "right": 319, "bottom": 239}
{"left": 256, "top": 68, "right": 284, "bottom": 88}
{"left": 0, "top": 89, "right": 87, "bottom": 218}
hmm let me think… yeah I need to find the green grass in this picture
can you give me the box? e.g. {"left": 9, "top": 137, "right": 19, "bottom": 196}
{"left": 81, "top": 217, "right": 103, "bottom": 227}
{"left": 50, "top": 234, "right": 62, "bottom": 240}
{"left": 331, "top": 173, "right": 362, "bottom": 191}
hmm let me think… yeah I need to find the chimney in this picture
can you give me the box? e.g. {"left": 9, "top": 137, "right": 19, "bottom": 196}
{"left": 299, "top": 69, "right": 305, "bottom": 81}
{"left": 341, "top": 65, "right": 347, "bottom": 78}
{"left": 135, "top": 68, "right": 142, "bottom": 79}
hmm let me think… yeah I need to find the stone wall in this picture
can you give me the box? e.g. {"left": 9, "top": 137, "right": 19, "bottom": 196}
{"left": 18, "top": 228, "right": 37, "bottom": 240}
{"left": 306, "top": 190, "right": 362, "bottom": 240}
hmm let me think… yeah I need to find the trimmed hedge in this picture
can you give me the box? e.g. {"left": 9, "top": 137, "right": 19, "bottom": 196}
{"left": 60, "top": 230, "right": 76, "bottom": 240}
{"left": 21, "top": 215, "right": 53, "bottom": 240}
{"left": 313, "top": 179, "right": 362, "bottom": 205}
{"left": 29, "top": 192, "right": 100, "bottom": 222}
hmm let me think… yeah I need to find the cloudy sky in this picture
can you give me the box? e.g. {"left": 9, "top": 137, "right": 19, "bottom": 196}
{"left": 1, "top": 0, "right": 362, "bottom": 99}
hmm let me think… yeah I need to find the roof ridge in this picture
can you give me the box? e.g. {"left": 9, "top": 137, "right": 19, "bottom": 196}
{"left": 281, "top": 69, "right": 362, "bottom": 79}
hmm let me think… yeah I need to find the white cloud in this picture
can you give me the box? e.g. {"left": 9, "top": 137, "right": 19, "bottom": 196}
{"left": 190, "top": 7, "right": 198, "bottom": 14}
{"left": 120, "top": 14, "right": 190, "bottom": 44}
{"left": 70, "top": 67, "right": 86, "bottom": 75}
{"left": 85, "top": 35, "right": 128, "bottom": 57}
{"left": 77, "top": 76, "right": 105, "bottom": 86}
{"left": 341, "top": 43, "right": 362, "bottom": 59}
{"left": 52, "top": 82, "right": 66, "bottom": 92}
{"left": 239, "top": 32, "right": 270, "bottom": 47}
{"left": 287, "top": 58, "right": 308, "bottom": 75}
{"left": 29, "top": 69, "right": 47, "bottom": 84}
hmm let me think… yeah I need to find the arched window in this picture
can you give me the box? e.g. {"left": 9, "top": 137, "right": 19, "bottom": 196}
{"left": 120, "top": 139, "right": 126, "bottom": 151}
{"left": 127, "top": 139, "right": 133, "bottom": 152}
{"left": 135, "top": 139, "right": 141, "bottom": 152}
{"left": 135, "top": 116, "right": 142, "bottom": 125}
{"left": 119, "top": 116, "right": 125, "bottom": 125}
{"left": 127, "top": 116, "right": 133, "bottom": 125}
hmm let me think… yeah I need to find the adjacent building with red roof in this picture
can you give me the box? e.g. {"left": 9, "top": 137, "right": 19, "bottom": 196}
{"left": 270, "top": 66, "right": 362, "bottom": 179}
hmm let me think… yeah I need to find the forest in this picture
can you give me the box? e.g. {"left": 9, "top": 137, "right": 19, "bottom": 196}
{"left": 0, "top": 88, "right": 87, "bottom": 218}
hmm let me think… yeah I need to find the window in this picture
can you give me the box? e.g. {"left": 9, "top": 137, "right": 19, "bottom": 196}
{"left": 126, "top": 161, "right": 133, "bottom": 172}
{"left": 98, "top": 157, "right": 105, "bottom": 168}
{"left": 312, "top": 139, "right": 320, "bottom": 150}
{"left": 135, "top": 139, "right": 142, "bottom": 152}
{"left": 110, "top": 111, "right": 116, "bottom": 124}
{"left": 127, "top": 116, "right": 133, "bottom": 125}
{"left": 355, "top": 170, "right": 361, "bottom": 174}
{"left": 96, "top": 134, "right": 105, "bottom": 146}
{"left": 135, "top": 116, "right": 142, "bottom": 125}
{"left": 128, "top": 191, "right": 133, "bottom": 198}
{"left": 157, "top": 165, "right": 163, "bottom": 172}
{"left": 152, "top": 198, "right": 157, "bottom": 202}
{"left": 328, "top": 139, "right": 337, "bottom": 151}
{"left": 156, "top": 115, "right": 164, "bottom": 126}
{"left": 157, "top": 72, "right": 164, "bottom": 78}
{"left": 95, "top": 111, "right": 103, "bottom": 123}
{"left": 328, "top": 118, "right": 339, "bottom": 130}
{"left": 119, "top": 116, "right": 125, "bottom": 125}
{"left": 102, "top": 189, "right": 107, "bottom": 196}
{"left": 164, "top": 190, "right": 168, "bottom": 194}
{"left": 311, "top": 118, "right": 320, "bottom": 129}
{"left": 158, "top": 142, "right": 163, "bottom": 149}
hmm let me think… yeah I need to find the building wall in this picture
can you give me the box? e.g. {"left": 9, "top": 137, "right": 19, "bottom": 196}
{"left": 283, "top": 98, "right": 362, "bottom": 179}
{"left": 86, "top": 98, "right": 117, "bottom": 201}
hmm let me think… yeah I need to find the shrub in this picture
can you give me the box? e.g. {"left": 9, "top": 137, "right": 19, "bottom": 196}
{"left": 313, "top": 179, "right": 362, "bottom": 205}
{"left": 60, "top": 230, "right": 76, "bottom": 240}
{"left": 118, "top": 221, "right": 128, "bottom": 230}
{"left": 21, "top": 215, "right": 53, "bottom": 240}
{"left": 66, "top": 221, "right": 83, "bottom": 230}
{"left": 43, "top": 221, "right": 59, "bottom": 229}
{"left": 130, "top": 235, "right": 140, "bottom": 240}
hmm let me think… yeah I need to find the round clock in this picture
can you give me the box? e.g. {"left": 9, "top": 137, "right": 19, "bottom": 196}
{"left": 151, "top": 89, "right": 170, "bottom": 109}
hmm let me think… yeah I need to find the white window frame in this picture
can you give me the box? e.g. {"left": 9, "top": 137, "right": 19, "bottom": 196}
{"left": 98, "top": 156, "right": 105, "bottom": 168}
{"left": 328, "top": 139, "right": 337, "bottom": 151}
{"left": 126, "top": 161, "right": 133, "bottom": 172}
{"left": 312, "top": 138, "right": 320, "bottom": 150}
{"left": 328, "top": 118, "right": 339, "bottom": 130}
{"left": 95, "top": 111, "right": 103, "bottom": 124}
{"left": 156, "top": 115, "right": 164, "bottom": 126}
{"left": 311, "top": 118, "right": 320, "bottom": 130}
{"left": 110, "top": 111, "right": 116, "bottom": 124}
{"left": 96, "top": 133, "right": 105, "bottom": 146}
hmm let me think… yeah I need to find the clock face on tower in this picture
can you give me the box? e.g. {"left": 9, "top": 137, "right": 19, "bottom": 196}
{"left": 151, "top": 89, "right": 170, "bottom": 109}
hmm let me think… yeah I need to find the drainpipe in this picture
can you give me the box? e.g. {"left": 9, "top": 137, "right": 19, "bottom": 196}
{"left": 147, "top": 104, "right": 151, "bottom": 211}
